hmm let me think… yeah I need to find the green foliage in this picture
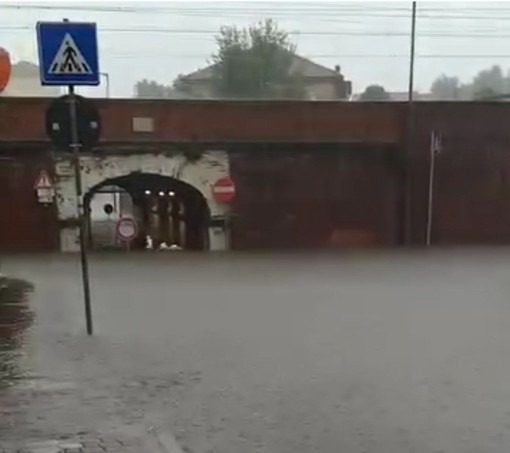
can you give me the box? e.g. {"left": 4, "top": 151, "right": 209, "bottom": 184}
{"left": 430, "top": 65, "right": 510, "bottom": 100}
{"left": 172, "top": 74, "right": 194, "bottom": 97}
{"left": 134, "top": 76, "right": 196, "bottom": 99}
{"left": 359, "top": 84, "right": 390, "bottom": 101}
{"left": 431, "top": 75, "right": 460, "bottom": 100}
{"left": 473, "top": 87, "right": 499, "bottom": 100}
{"left": 471, "top": 65, "right": 507, "bottom": 96}
{"left": 211, "top": 19, "right": 305, "bottom": 99}
{"left": 134, "top": 79, "right": 173, "bottom": 98}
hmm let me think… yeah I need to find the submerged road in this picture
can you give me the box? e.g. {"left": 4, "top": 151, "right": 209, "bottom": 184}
{"left": 2, "top": 251, "right": 510, "bottom": 453}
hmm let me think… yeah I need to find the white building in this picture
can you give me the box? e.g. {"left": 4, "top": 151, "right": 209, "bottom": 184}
{"left": 0, "top": 61, "right": 60, "bottom": 97}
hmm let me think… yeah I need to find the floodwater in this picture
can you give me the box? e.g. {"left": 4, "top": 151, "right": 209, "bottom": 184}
{"left": 0, "top": 278, "right": 33, "bottom": 387}
{"left": 2, "top": 251, "right": 510, "bottom": 452}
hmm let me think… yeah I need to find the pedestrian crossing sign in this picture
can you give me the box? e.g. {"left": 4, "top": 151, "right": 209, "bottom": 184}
{"left": 49, "top": 34, "right": 92, "bottom": 75}
{"left": 37, "top": 21, "right": 99, "bottom": 86}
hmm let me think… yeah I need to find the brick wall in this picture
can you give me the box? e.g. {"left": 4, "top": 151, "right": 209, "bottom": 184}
{"left": 3, "top": 99, "right": 510, "bottom": 250}
{"left": 0, "top": 98, "right": 402, "bottom": 144}
{"left": 230, "top": 145, "right": 400, "bottom": 249}
{"left": 0, "top": 151, "right": 59, "bottom": 252}
{"left": 410, "top": 103, "right": 510, "bottom": 245}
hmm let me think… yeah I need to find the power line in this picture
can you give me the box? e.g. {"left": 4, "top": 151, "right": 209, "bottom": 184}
{"left": 5, "top": 3, "right": 510, "bottom": 21}
{"left": 5, "top": 24, "right": 510, "bottom": 39}
{"left": 0, "top": 4, "right": 504, "bottom": 13}
{"left": 105, "top": 53, "right": 510, "bottom": 60}
{"left": 0, "top": 4, "right": 423, "bottom": 13}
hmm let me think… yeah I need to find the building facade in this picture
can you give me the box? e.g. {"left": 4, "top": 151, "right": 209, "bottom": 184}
{"left": 174, "top": 55, "right": 352, "bottom": 100}
{"left": 0, "top": 61, "right": 60, "bottom": 98}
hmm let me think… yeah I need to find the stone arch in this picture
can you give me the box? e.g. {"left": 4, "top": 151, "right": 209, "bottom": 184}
{"left": 54, "top": 151, "right": 230, "bottom": 252}
{"left": 84, "top": 172, "right": 211, "bottom": 250}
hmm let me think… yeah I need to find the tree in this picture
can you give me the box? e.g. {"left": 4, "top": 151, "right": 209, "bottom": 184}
{"left": 431, "top": 75, "right": 460, "bottom": 100}
{"left": 471, "top": 65, "right": 507, "bottom": 97}
{"left": 430, "top": 65, "right": 510, "bottom": 100}
{"left": 473, "top": 86, "right": 499, "bottom": 100}
{"left": 359, "top": 84, "right": 390, "bottom": 101}
{"left": 172, "top": 74, "right": 195, "bottom": 97}
{"left": 211, "top": 19, "right": 306, "bottom": 99}
{"left": 135, "top": 79, "right": 173, "bottom": 98}
{"left": 135, "top": 76, "right": 201, "bottom": 99}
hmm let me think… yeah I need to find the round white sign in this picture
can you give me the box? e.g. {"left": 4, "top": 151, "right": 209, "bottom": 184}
{"left": 115, "top": 217, "right": 138, "bottom": 242}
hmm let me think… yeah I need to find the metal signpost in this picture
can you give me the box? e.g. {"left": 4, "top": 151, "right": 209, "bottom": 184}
{"left": 45, "top": 94, "right": 101, "bottom": 151}
{"left": 426, "top": 131, "right": 442, "bottom": 247}
{"left": 37, "top": 20, "right": 100, "bottom": 335}
{"left": 211, "top": 177, "right": 236, "bottom": 250}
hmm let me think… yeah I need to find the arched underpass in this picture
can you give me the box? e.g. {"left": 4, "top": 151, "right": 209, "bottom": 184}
{"left": 84, "top": 172, "right": 210, "bottom": 251}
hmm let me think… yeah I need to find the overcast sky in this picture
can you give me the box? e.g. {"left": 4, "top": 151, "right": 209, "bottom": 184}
{"left": 2, "top": 1, "right": 510, "bottom": 98}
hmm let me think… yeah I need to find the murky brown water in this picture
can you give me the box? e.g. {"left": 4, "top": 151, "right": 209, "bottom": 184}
{"left": 0, "top": 278, "right": 34, "bottom": 387}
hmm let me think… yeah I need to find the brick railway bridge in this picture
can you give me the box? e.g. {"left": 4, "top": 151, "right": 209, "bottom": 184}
{"left": 1, "top": 98, "right": 510, "bottom": 252}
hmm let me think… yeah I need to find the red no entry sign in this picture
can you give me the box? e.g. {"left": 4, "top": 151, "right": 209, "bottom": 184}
{"left": 212, "top": 176, "right": 236, "bottom": 203}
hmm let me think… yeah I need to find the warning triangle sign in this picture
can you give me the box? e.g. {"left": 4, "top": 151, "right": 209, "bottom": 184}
{"left": 49, "top": 33, "right": 92, "bottom": 75}
{"left": 34, "top": 170, "right": 54, "bottom": 189}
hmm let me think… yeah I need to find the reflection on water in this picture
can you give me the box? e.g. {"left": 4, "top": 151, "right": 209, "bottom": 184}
{"left": 0, "top": 278, "right": 34, "bottom": 387}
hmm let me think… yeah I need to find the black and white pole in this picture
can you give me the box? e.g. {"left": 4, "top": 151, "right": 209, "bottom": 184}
{"left": 68, "top": 85, "right": 93, "bottom": 335}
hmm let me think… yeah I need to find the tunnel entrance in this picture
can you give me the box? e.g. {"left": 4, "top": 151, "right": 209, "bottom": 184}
{"left": 84, "top": 172, "right": 210, "bottom": 251}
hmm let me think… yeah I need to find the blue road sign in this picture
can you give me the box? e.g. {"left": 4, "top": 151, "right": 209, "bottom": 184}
{"left": 37, "top": 22, "right": 99, "bottom": 86}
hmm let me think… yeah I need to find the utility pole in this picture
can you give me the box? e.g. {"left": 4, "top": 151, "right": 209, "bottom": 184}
{"left": 408, "top": 2, "right": 417, "bottom": 105}
{"left": 403, "top": 1, "right": 417, "bottom": 244}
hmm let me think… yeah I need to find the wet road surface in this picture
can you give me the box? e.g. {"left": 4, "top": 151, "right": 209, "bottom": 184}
{"left": 0, "top": 278, "right": 33, "bottom": 387}
{"left": 2, "top": 251, "right": 510, "bottom": 452}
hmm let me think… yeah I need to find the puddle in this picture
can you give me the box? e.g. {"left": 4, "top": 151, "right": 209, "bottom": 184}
{"left": 0, "top": 278, "right": 34, "bottom": 387}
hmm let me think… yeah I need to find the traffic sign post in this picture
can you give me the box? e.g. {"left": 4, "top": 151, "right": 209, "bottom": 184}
{"left": 211, "top": 177, "right": 235, "bottom": 250}
{"left": 36, "top": 21, "right": 99, "bottom": 86}
{"left": 46, "top": 94, "right": 101, "bottom": 151}
{"left": 34, "top": 170, "right": 55, "bottom": 204}
{"left": 211, "top": 176, "right": 236, "bottom": 204}
{"left": 115, "top": 217, "right": 138, "bottom": 252}
{"left": 37, "top": 19, "right": 100, "bottom": 335}
{"left": 69, "top": 85, "right": 93, "bottom": 335}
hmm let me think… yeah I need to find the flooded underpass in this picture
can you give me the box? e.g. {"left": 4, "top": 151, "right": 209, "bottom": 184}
{"left": 2, "top": 251, "right": 510, "bottom": 453}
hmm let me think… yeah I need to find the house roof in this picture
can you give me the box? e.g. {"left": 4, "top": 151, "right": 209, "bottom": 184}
{"left": 289, "top": 54, "right": 343, "bottom": 78}
{"left": 181, "top": 54, "right": 343, "bottom": 82}
{"left": 11, "top": 61, "right": 39, "bottom": 78}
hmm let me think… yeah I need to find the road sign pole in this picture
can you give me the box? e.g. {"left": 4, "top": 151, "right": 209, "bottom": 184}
{"left": 37, "top": 19, "right": 99, "bottom": 334}
{"left": 68, "top": 84, "right": 93, "bottom": 335}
